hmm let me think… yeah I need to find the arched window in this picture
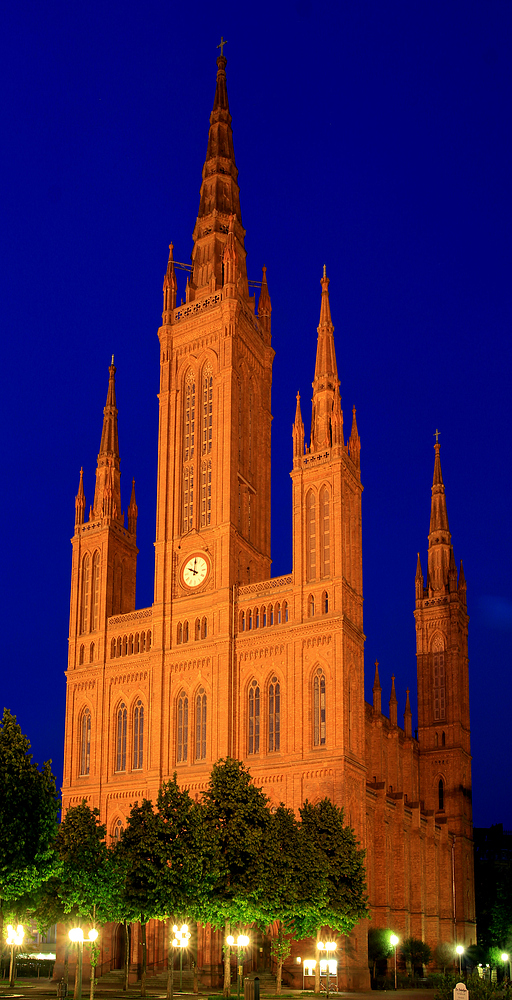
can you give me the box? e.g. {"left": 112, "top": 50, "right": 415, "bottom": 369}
{"left": 128, "top": 634, "right": 133, "bottom": 655}
{"left": 122, "top": 635, "right": 128, "bottom": 656}
{"left": 183, "top": 370, "right": 196, "bottom": 531}
{"left": 195, "top": 688, "right": 207, "bottom": 760}
{"left": 177, "top": 622, "right": 183, "bottom": 645}
{"left": 442, "top": 731, "right": 446, "bottom": 747}
{"left": 248, "top": 609, "right": 253, "bottom": 631}
{"left": 438, "top": 778, "right": 444, "bottom": 811}
{"left": 177, "top": 694, "right": 189, "bottom": 763}
{"left": 89, "top": 642, "right": 95, "bottom": 663}
{"left": 147, "top": 630, "right": 151, "bottom": 650}
{"left": 239, "top": 611, "right": 245, "bottom": 632}
{"left": 134, "top": 632, "right": 140, "bottom": 653}
{"left": 80, "top": 554, "right": 90, "bottom": 634}
{"left": 283, "top": 601, "right": 289, "bottom": 623}
{"left": 116, "top": 703, "right": 127, "bottom": 771}
{"left": 248, "top": 681, "right": 260, "bottom": 754}
{"left": 269, "top": 677, "right": 280, "bottom": 752}
{"left": 320, "top": 487, "right": 330, "bottom": 578}
{"left": 202, "top": 366, "right": 213, "bottom": 455}
{"left": 133, "top": 700, "right": 144, "bottom": 769}
{"left": 262, "top": 606, "right": 267, "bottom": 627}
{"left": 91, "top": 551, "right": 100, "bottom": 630}
{"left": 276, "top": 602, "right": 281, "bottom": 624}
{"left": 200, "top": 460, "right": 212, "bottom": 527}
{"left": 322, "top": 591, "right": 329, "bottom": 614}
{"left": 313, "top": 669, "right": 326, "bottom": 746}
{"left": 113, "top": 818, "right": 123, "bottom": 842}
{"left": 140, "top": 631, "right": 146, "bottom": 652}
{"left": 306, "top": 491, "right": 316, "bottom": 581}
{"left": 80, "top": 709, "right": 91, "bottom": 775}
{"left": 201, "top": 616, "right": 207, "bottom": 639}
{"left": 183, "top": 621, "right": 189, "bottom": 643}
{"left": 79, "top": 644, "right": 85, "bottom": 665}
{"left": 110, "top": 638, "right": 116, "bottom": 659}
{"left": 433, "top": 642, "right": 446, "bottom": 721}
{"left": 434, "top": 732, "right": 439, "bottom": 748}
{"left": 255, "top": 608, "right": 260, "bottom": 628}
{"left": 117, "top": 636, "right": 122, "bottom": 657}
{"left": 269, "top": 604, "right": 274, "bottom": 626}
{"left": 308, "top": 594, "right": 315, "bottom": 617}
{"left": 195, "top": 618, "right": 201, "bottom": 641}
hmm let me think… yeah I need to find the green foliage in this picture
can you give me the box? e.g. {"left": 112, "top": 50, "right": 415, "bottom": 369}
{"left": 56, "top": 800, "right": 112, "bottom": 922}
{"left": 201, "top": 757, "right": 272, "bottom": 928}
{"left": 0, "top": 709, "right": 59, "bottom": 907}
{"left": 294, "top": 798, "right": 368, "bottom": 938}
{"left": 435, "top": 972, "right": 512, "bottom": 1000}
{"left": 368, "top": 927, "right": 393, "bottom": 976}
{"left": 401, "top": 937, "right": 432, "bottom": 971}
{"left": 435, "top": 941, "right": 456, "bottom": 973}
{"left": 114, "top": 799, "right": 168, "bottom": 924}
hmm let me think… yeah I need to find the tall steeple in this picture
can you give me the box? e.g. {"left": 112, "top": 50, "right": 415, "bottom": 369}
{"left": 292, "top": 391, "right": 305, "bottom": 466}
{"left": 310, "top": 268, "right": 343, "bottom": 453}
{"left": 188, "top": 54, "right": 248, "bottom": 300}
{"left": 427, "top": 440, "right": 452, "bottom": 595}
{"left": 93, "top": 359, "right": 122, "bottom": 523}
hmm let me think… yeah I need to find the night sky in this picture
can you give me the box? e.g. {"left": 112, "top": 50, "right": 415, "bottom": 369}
{"left": 1, "top": 2, "right": 511, "bottom": 829}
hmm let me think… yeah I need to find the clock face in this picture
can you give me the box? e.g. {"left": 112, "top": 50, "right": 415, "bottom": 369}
{"left": 182, "top": 554, "right": 209, "bottom": 589}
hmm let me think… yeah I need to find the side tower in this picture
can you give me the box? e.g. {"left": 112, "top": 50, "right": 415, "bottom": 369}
{"left": 415, "top": 441, "right": 475, "bottom": 941}
{"left": 64, "top": 360, "right": 138, "bottom": 795}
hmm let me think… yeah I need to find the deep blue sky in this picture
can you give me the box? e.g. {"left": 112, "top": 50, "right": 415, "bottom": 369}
{"left": 1, "top": 1, "right": 511, "bottom": 829}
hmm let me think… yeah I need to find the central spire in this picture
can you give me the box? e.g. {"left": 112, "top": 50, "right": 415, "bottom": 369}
{"left": 189, "top": 54, "right": 248, "bottom": 300}
{"left": 93, "top": 360, "right": 122, "bottom": 523}
{"left": 427, "top": 440, "right": 453, "bottom": 594}
{"left": 310, "top": 268, "right": 343, "bottom": 452}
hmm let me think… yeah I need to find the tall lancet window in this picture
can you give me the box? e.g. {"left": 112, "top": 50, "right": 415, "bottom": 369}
{"left": 202, "top": 365, "right": 213, "bottom": 455}
{"left": 177, "top": 694, "right": 188, "bottom": 763}
{"left": 432, "top": 639, "right": 446, "bottom": 721}
{"left": 91, "top": 551, "right": 100, "bottom": 631}
{"left": 80, "top": 554, "right": 90, "bottom": 634}
{"left": 183, "top": 370, "right": 196, "bottom": 531}
{"left": 268, "top": 677, "right": 280, "bottom": 752}
{"left": 133, "top": 700, "right": 144, "bottom": 769}
{"left": 80, "top": 709, "right": 91, "bottom": 775}
{"left": 116, "top": 703, "right": 127, "bottom": 772}
{"left": 306, "top": 491, "right": 316, "bottom": 581}
{"left": 248, "top": 681, "right": 260, "bottom": 754}
{"left": 195, "top": 688, "right": 207, "bottom": 760}
{"left": 313, "top": 668, "right": 326, "bottom": 746}
{"left": 320, "top": 487, "right": 330, "bottom": 578}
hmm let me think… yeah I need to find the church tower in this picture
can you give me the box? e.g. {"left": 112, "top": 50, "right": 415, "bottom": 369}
{"left": 414, "top": 441, "right": 474, "bottom": 938}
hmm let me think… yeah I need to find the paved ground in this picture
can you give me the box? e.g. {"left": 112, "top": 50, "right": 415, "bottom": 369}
{"left": 0, "top": 982, "right": 438, "bottom": 1000}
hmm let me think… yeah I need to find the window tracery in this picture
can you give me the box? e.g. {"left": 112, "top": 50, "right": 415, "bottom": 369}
{"left": 195, "top": 688, "right": 207, "bottom": 760}
{"left": 248, "top": 680, "right": 260, "bottom": 754}
{"left": 268, "top": 677, "right": 280, "bottom": 752}
{"left": 177, "top": 693, "right": 188, "bottom": 763}
{"left": 116, "top": 703, "right": 127, "bottom": 771}
{"left": 313, "top": 668, "right": 326, "bottom": 746}
{"left": 80, "top": 708, "right": 91, "bottom": 775}
{"left": 133, "top": 700, "right": 144, "bottom": 769}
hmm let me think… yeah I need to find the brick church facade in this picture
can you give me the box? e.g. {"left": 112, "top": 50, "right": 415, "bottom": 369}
{"left": 62, "top": 53, "right": 476, "bottom": 988}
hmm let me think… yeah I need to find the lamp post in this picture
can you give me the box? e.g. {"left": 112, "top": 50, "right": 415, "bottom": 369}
{"left": 226, "top": 933, "right": 250, "bottom": 1000}
{"left": 390, "top": 935, "right": 399, "bottom": 990}
{"left": 456, "top": 945, "right": 464, "bottom": 977}
{"left": 6, "top": 924, "right": 24, "bottom": 988}
{"left": 69, "top": 927, "right": 99, "bottom": 1000}
{"left": 317, "top": 941, "right": 337, "bottom": 1000}
{"left": 171, "top": 924, "right": 191, "bottom": 993}
{"left": 501, "top": 953, "right": 509, "bottom": 982}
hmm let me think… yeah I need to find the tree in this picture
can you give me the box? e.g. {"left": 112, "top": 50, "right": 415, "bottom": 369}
{"left": 368, "top": 928, "right": 393, "bottom": 980}
{"left": 0, "top": 709, "right": 59, "bottom": 950}
{"left": 114, "top": 800, "right": 168, "bottom": 997}
{"left": 401, "top": 937, "right": 431, "bottom": 976}
{"left": 435, "top": 941, "right": 456, "bottom": 974}
{"left": 201, "top": 758, "right": 273, "bottom": 997}
{"left": 295, "top": 799, "right": 368, "bottom": 992}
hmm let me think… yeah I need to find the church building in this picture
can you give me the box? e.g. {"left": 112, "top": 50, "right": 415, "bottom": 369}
{"left": 62, "top": 52, "right": 476, "bottom": 989}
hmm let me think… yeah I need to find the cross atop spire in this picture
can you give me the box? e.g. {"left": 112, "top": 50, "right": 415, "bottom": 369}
{"left": 217, "top": 36, "right": 228, "bottom": 56}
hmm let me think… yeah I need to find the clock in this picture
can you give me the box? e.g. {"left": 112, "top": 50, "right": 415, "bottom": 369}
{"left": 182, "top": 554, "right": 209, "bottom": 589}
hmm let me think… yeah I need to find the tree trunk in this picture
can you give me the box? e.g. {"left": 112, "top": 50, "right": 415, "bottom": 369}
{"left": 223, "top": 920, "right": 231, "bottom": 998}
{"left": 64, "top": 944, "right": 70, "bottom": 988}
{"left": 123, "top": 923, "right": 130, "bottom": 992}
{"left": 315, "top": 928, "right": 321, "bottom": 995}
{"left": 276, "top": 955, "right": 283, "bottom": 995}
{"left": 167, "top": 919, "right": 174, "bottom": 1000}
{"left": 141, "top": 922, "right": 147, "bottom": 997}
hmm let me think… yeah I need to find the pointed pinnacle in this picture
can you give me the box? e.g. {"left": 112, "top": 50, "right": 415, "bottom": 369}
{"left": 373, "top": 660, "right": 381, "bottom": 691}
{"left": 416, "top": 552, "right": 423, "bottom": 580}
{"left": 390, "top": 674, "right": 397, "bottom": 703}
{"left": 405, "top": 688, "right": 411, "bottom": 714}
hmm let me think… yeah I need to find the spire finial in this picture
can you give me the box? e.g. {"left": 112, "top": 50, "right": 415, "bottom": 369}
{"left": 434, "top": 428, "right": 441, "bottom": 444}
{"left": 217, "top": 36, "right": 228, "bottom": 57}
{"left": 111, "top": 354, "right": 114, "bottom": 366}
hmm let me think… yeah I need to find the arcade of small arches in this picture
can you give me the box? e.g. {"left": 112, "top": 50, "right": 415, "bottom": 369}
{"left": 176, "top": 617, "right": 208, "bottom": 644}
{"left": 239, "top": 601, "right": 289, "bottom": 632}
{"left": 110, "top": 631, "right": 151, "bottom": 658}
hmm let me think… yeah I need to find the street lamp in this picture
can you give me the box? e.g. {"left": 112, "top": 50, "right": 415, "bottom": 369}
{"left": 501, "top": 953, "right": 509, "bottom": 981}
{"left": 171, "top": 924, "right": 191, "bottom": 993}
{"left": 390, "top": 934, "right": 399, "bottom": 990}
{"left": 6, "top": 924, "right": 24, "bottom": 988}
{"left": 69, "top": 927, "right": 99, "bottom": 1000}
{"left": 317, "top": 941, "right": 337, "bottom": 1000}
{"left": 456, "top": 944, "right": 464, "bottom": 976}
{"left": 226, "top": 933, "right": 250, "bottom": 1000}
